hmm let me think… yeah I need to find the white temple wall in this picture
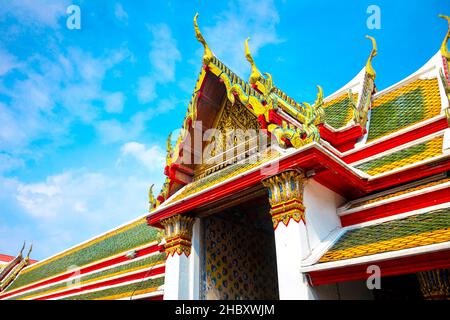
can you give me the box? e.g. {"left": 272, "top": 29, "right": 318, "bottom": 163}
{"left": 188, "top": 218, "right": 201, "bottom": 300}
{"left": 304, "top": 179, "right": 345, "bottom": 251}
{"left": 164, "top": 218, "right": 201, "bottom": 300}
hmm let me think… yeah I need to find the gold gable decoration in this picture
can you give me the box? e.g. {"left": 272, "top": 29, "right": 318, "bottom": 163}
{"left": 196, "top": 99, "right": 262, "bottom": 179}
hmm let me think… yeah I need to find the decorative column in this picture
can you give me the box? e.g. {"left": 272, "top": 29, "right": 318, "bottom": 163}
{"left": 417, "top": 268, "right": 450, "bottom": 300}
{"left": 160, "top": 215, "right": 195, "bottom": 300}
{"left": 262, "top": 169, "right": 314, "bottom": 300}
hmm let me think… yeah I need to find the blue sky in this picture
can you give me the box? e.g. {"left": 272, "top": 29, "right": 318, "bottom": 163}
{"left": 0, "top": 0, "right": 448, "bottom": 259}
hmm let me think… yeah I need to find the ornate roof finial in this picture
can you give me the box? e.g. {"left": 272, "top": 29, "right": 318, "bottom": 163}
{"left": 148, "top": 184, "right": 156, "bottom": 212}
{"left": 19, "top": 241, "right": 25, "bottom": 257}
{"left": 439, "top": 14, "right": 450, "bottom": 59}
{"left": 245, "top": 37, "right": 264, "bottom": 85}
{"left": 313, "top": 85, "right": 325, "bottom": 125}
{"left": 365, "top": 35, "right": 378, "bottom": 80}
{"left": 166, "top": 132, "right": 173, "bottom": 166}
{"left": 24, "top": 244, "right": 32, "bottom": 263}
{"left": 194, "top": 13, "right": 214, "bottom": 67}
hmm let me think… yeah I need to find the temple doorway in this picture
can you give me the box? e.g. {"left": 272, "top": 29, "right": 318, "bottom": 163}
{"left": 199, "top": 194, "right": 279, "bottom": 300}
{"left": 372, "top": 274, "right": 424, "bottom": 300}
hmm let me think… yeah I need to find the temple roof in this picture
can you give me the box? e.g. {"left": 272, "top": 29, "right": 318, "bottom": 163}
{"left": 323, "top": 91, "right": 358, "bottom": 130}
{"left": 367, "top": 53, "right": 445, "bottom": 142}
{"left": 152, "top": 13, "right": 449, "bottom": 209}
{"left": 353, "top": 134, "right": 444, "bottom": 176}
{"left": 346, "top": 174, "right": 450, "bottom": 210}
{"left": 0, "top": 218, "right": 164, "bottom": 300}
{"left": 318, "top": 207, "right": 450, "bottom": 263}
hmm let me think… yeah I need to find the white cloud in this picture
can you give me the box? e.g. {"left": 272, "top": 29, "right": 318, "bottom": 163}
{"left": 203, "top": 0, "right": 281, "bottom": 77}
{"left": 96, "top": 96, "right": 180, "bottom": 144}
{"left": 16, "top": 171, "right": 108, "bottom": 219}
{"left": 137, "top": 76, "right": 157, "bottom": 103}
{"left": 148, "top": 24, "right": 181, "bottom": 83}
{"left": 6, "top": 164, "right": 165, "bottom": 259}
{"left": 0, "top": 0, "right": 71, "bottom": 29}
{"left": 0, "top": 153, "right": 24, "bottom": 174}
{"left": 136, "top": 23, "right": 181, "bottom": 103}
{"left": 96, "top": 119, "right": 129, "bottom": 144}
{"left": 120, "top": 142, "right": 165, "bottom": 171}
{"left": 103, "top": 91, "right": 125, "bottom": 114}
{"left": 114, "top": 3, "right": 129, "bottom": 24}
{"left": 0, "top": 47, "right": 132, "bottom": 153}
{"left": 0, "top": 48, "right": 20, "bottom": 76}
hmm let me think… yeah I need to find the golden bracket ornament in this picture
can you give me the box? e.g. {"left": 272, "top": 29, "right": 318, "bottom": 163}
{"left": 240, "top": 38, "right": 324, "bottom": 148}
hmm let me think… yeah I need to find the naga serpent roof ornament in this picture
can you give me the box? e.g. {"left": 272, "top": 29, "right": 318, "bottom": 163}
{"left": 194, "top": 13, "right": 214, "bottom": 67}
{"left": 245, "top": 38, "right": 264, "bottom": 85}
{"left": 365, "top": 35, "right": 378, "bottom": 80}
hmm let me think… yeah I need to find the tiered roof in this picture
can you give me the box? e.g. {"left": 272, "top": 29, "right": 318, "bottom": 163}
{"left": 319, "top": 208, "right": 450, "bottom": 263}
{"left": 0, "top": 218, "right": 164, "bottom": 300}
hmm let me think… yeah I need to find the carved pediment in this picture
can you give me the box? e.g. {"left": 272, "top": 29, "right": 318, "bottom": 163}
{"left": 194, "top": 99, "right": 263, "bottom": 179}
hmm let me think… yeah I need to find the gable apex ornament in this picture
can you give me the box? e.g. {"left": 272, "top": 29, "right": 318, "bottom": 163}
{"left": 194, "top": 13, "right": 214, "bottom": 68}
{"left": 365, "top": 35, "right": 378, "bottom": 80}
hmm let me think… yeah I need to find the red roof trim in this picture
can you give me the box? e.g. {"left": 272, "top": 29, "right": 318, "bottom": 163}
{"left": 0, "top": 244, "right": 162, "bottom": 300}
{"left": 308, "top": 249, "right": 450, "bottom": 286}
{"left": 147, "top": 144, "right": 450, "bottom": 226}
{"left": 0, "top": 254, "right": 15, "bottom": 263}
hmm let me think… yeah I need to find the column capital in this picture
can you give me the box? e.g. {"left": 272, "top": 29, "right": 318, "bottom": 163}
{"left": 261, "top": 169, "right": 307, "bottom": 229}
{"left": 160, "top": 215, "right": 195, "bottom": 257}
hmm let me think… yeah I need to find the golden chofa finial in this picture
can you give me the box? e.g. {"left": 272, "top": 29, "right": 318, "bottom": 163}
{"left": 148, "top": 184, "right": 156, "bottom": 212}
{"left": 24, "top": 244, "right": 32, "bottom": 263}
{"left": 439, "top": 15, "right": 450, "bottom": 59}
{"left": 194, "top": 13, "right": 214, "bottom": 67}
{"left": 166, "top": 132, "right": 173, "bottom": 166}
{"left": 365, "top": 35, "right": 378, "bottom": 79}
{"left": 245, "top": 37, "right": 264, "bottom": 85}
{"left": 19, "top": 241, "right": 26, "bottom": 256}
